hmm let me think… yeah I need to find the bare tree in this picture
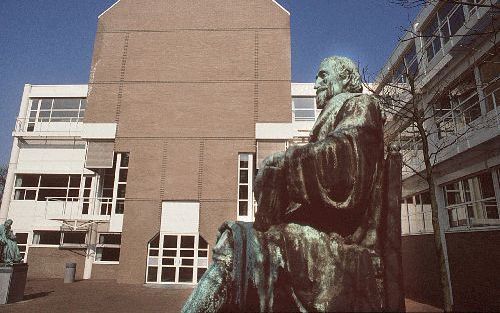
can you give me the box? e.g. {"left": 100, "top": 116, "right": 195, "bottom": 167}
{"left": 0, "top": 164, "right": 7, "bottom": 207}
{"left": 392, "top": 0, "right": 500, "bottom": 10}
{"left": 362, "top": 1, "right": 500, "bottom": 311}
{"left": 364, "top": 2, "right": 498, "bottom": 307}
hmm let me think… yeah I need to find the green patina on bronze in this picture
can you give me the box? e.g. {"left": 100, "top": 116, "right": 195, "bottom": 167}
{"left": 0, "top": 219, "right": 23, "bottom": 266}
{"left": 182, "top": 56, "right": 400, "bottom": 312}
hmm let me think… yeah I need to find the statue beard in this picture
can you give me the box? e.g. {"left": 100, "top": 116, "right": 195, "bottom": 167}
{"left": 316, "top": 86, "right": 333, "bottom": 110}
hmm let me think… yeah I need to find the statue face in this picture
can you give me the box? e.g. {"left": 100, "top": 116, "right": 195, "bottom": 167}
{"left": 5, "top": 220, "right": 12, "bottom": 228}
{"left": 314, "top": 61, "right": 345, "bottom": 109}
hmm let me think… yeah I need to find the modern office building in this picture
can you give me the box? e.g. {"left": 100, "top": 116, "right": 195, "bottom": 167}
{"left": 375, "top": 1, "right": 499, "bottom": 311}
{"left": 0, "top": 0, "right": 295, "bottom": 285}
{"left": 2, "top": 1, "right": 498, "bottom": 311}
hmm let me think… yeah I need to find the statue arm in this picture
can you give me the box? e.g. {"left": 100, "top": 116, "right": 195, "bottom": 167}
{"left": 283, "top": 95, "right": 384, "bottom": 214}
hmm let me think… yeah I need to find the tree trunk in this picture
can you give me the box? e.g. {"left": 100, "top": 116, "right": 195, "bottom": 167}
{"left": 428, "top": 178, "right": 454, "bottom": 312}
{"left": 417, "top": 117, "right": 454, "bottom": 312}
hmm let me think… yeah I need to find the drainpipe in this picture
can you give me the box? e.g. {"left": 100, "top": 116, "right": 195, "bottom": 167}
{"left": 0, "top": 85, "right": 32, "bottom": 222}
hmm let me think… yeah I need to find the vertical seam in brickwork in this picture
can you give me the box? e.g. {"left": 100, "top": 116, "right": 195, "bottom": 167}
{"left": 160, "top": 140, "right": 168, "bottom": 199}
{"left": 158, "top": 139, "right": 168, "bottom": 231}
{"left": 253, "top": 30, "right": 259, "bottom": 124}
{"left": 115, "top": 33, "right": 130, "bottom": 125}
{"left": 197, "top": 140, "right": 205, "bottom": 200}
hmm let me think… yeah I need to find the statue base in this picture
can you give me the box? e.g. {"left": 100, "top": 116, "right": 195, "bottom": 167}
{"left": 0, "top": 263, "right": 28, "bottom": 304}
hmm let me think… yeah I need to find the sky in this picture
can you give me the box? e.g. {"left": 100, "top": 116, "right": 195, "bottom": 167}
{"left": 0, "top": 0, "right": 420, "bottom": 165}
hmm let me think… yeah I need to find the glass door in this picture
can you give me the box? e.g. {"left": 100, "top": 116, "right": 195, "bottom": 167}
{"left": 146, "top": 233, "right": 208, "bottom": 284}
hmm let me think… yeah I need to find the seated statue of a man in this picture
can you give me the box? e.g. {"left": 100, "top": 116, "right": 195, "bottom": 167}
{"left": 182, "top": 56, "right": 386, "bottom": 312}
{"left": 0, "top": 219, "right": 23, "bottom": 266}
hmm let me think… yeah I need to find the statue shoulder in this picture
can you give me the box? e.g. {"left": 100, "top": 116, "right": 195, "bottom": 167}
{"left": 343, "top": 93, "right": 382, "bottom": 112}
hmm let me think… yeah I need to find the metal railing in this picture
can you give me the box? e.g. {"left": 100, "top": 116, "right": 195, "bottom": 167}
{"left": 44, "top": 197, "right": 113, "bottom": 221}
{"left": 446, "top": 197, "right": 500, "bottom": 228}
{"left": 436, "top": 86, "right": 500, "bottom": 139}
{"left": 14, "top": 117, "right": 84, "bottom": 135}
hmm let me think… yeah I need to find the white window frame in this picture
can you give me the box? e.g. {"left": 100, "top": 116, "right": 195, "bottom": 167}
{"left": 12, "top": 174, "right": 82, "bottom": 202}
{"left": 237, "top": 153, "right": 254, "bottom": 222}
{"left": 94, "top": 233, "right": 121, "bottom": 264}
{"left": 25, "top": 97, "right": 86, "bottom": 132}
{"left": 292, "top": 97, "right": 317, "bottom": 122}
{"left": 145, "top": 233, "right": 209, "bottom": 285}
{"left": 444, "top": 170, "right": 500, "bottom": 229}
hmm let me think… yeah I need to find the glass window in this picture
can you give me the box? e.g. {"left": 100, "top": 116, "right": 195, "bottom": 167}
{"left": 146, "top": 233, "right": 209, "bottom": 284}
{"left": 95, "top": 233, "right": 121, "bottom": 262}
{"left": 237, "top": 153, "right": 253, "bottom": 219}
{"left": 444, "top": 170, "right": 499, "bottom": 228}
{"left": 33, "top": 231, "right": 61, "bottom": 245}
{"left": 99, "top": 233, "right": 121, "bottom": 245}
{"left": 62, "top": 232, "right": 86, "bottom": 245}
{"left": 292, "top": 97, "right": 316, "bottom": 121}
{"left": 15, "top": 233, "right": 29, "bottom": 262}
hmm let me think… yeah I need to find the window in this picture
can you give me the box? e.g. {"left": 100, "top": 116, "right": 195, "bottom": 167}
{"left": 237, "top": 154, "right": 254, "bottom": 221}
{"left": 402, "top": 192, "right": 433, "bottom": 235}
{"left": 423, "top": 18, "right": 442, "bottom": 62}
{"left": 435, "top": 71, "right": 481, "bottom": 138}
{"left": 292, "top": 97, "right": 317, "bottom": 121}
{"left": 61, "top": 232, "right": 87, "bottom": 247}
{"left": 146, "top": 233, "right": 209, "bottom": 284}
{"left": 13, "top": 174, "right": 82, "bottom": 202}
{"left": 32, "top": 231, "right": 61, "bottom": 245}
{"left": 422, "top": 3, "right": 466, "bottom": 63}
{"left": 398, "top": 124, "right": 423, "bottom": 175}
{"left": 114, "top": 153, "right": 129, "bottom": 214}
{"left": 15, "top": 233, "right": 28, "bottom": 262}
{"left": 26, "top": 98, "right": 86, "bottom": 132}
{"left": 479, "top": 52, "right": 500, "bottom": 113}
{"left": 95, "top": 233, "right": 121, "bottom": 262}
{"left": 444, "top": 170, "right": 500, "bottom": 228}
{"left": 391, "top": 43, "right": 419, "bottom": 84}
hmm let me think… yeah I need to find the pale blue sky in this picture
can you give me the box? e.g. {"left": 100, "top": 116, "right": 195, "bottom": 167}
{"left": 0, "top": 0, "right": 419, "bottom": 164}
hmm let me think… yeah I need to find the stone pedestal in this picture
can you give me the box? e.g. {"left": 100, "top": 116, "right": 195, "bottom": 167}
{"left": 0, "top": 263, "right": 28, "bottom": 304}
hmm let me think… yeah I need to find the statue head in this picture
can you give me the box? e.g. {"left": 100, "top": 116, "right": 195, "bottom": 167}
{"left": 4, "top": 219, "right": 13, "bottom": 228}
{"left": 314, "top": 56, "right": 363, "bottom": 109}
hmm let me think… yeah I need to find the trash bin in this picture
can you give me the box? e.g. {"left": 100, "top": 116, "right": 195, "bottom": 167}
{"left": 64, "top": 262, "right": 76, "bottom": 283}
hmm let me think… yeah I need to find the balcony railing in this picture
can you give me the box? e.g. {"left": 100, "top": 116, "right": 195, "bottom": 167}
{"left": 44, "top": 197, "right": 113, "bottom": 222}
{"left": 447, "top": 197, "right": 500, "bottom": 228}
{"left": 435, "top": 87, "right": 499, "bottom": 139}
{"left": 14, "top": 117, "right": 83, "bottom": 136}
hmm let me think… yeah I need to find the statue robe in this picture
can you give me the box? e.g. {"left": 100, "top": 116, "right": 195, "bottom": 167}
{"left": 183, "top": 92, "right": 386, "bottom": 312}
{"left": 0, "top": 225, "right": 22, "bottom": 265}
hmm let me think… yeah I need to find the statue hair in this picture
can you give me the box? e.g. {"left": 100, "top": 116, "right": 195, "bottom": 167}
{"left": 321, "top": 56, "right": 363, "bottom": 93}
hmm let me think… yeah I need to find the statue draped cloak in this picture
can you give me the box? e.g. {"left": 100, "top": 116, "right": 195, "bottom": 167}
{"left": 183, "top": 93, "right": 386, "bottom": 312}
{"left": 0, "top": 225, "right": 22, "bottom": 265}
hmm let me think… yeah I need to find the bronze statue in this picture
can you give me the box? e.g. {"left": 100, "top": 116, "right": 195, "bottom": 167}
{"left": 0, "top": 219, "right": 23, "bottom": 266}
{"left": 182, "top": 56, "right": 401, "bottom": 312}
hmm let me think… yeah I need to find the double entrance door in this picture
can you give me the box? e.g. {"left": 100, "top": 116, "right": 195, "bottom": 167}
{"left": 146, "top": 233, "right": 209, "bottom": 284}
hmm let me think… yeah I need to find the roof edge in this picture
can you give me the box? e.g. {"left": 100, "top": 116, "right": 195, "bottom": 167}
{"left": 98, "top": 0, "right": 121, "bottom": 19}
{"left": 272, "top": 0, "right": 290, "bottom": 15}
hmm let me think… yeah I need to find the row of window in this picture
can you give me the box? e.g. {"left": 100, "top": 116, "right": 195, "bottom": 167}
{"left": 388, "top": 2, "right": 487, "bottom": 86}
{"left": 402, "top": 168, "right": 500, "bottom": 235}
{"left": 26, "top": 98, "right": 86, "bottom": 131}
{"left": 13, "top": 153, "right": 130, "bottom": 216}
{"left": 17, "top": 231, "right": 121, "bottom": 262}
{"left": 14, "top": 174, "right": 88, "bottom": 201}
{"left": 396, "top": 49, "right": 498, "bottom": 170}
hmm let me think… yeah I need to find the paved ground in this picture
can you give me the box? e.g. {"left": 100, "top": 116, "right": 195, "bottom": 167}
{"left": 2, "top": 279, "right": 442, "bottom": 312}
